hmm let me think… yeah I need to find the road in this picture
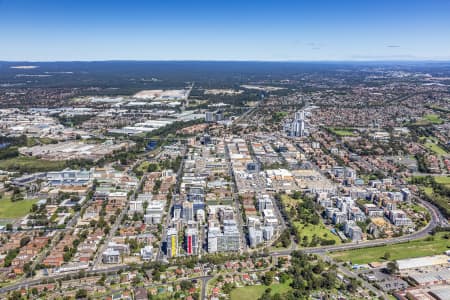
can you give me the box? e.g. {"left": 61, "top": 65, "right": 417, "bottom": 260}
{"left": 200, "top": 275, "right": 213, "bottom": 300}
{"left": 224, "top": 142, "right": 247, "bottom": 253}
{"left": 157, "top": 144, "right": 187, "bottom": 261}
{"left": 30, "top": 194, "right": 94, "bottom": 274}
{"left": 91, "top": 172, "right": 146, "bottom": 270}
{"left": 0, "top": 265, "right": 129, "bottom": 294}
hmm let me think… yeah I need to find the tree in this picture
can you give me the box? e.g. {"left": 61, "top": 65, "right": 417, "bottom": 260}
{"left": 8, "top": 291, "right": 22, "bottom": 300}
{"left": 20, "top": 236, "right": 31, "bottom": 247}
{"left": 262, "top": 271, "right": 274, "bottom": 286}
{"left": 97, "top": 274, "right": 106, "bottom": 286}
{"left": 147, "top": 163, "right": 158, "bottom": 172}
{"left": 75, "top": 289, "right": 87, "bottom": 299}
{"left": 383, "top": 252, "right": 391, "bottom": 260}
{"left": 180, "top": 280, "right": 194, "bottom": 290}
{"left": 386, "top": 261, "right": 399, "bottom": 274}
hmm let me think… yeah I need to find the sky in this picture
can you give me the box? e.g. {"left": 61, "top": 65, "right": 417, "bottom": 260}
{"left": 0, "top": 0, "right": 450, "bottom": 61}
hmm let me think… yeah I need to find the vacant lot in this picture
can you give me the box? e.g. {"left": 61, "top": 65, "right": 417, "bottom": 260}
{"left": 0, "top": 156, "right": 66, "bottom": 173}
{"left": 230, "top": 280, "right": 292, "bottom": 300}
{"left": 294, "top": 222, "right": 341, "bottom": 246}
{"left": 331, "top": 232, "right": 450, "bottom": 264}
{"left": 0, "top": 197, "right": 37, "bottom": 219}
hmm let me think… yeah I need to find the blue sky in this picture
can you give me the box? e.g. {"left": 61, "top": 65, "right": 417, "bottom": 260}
{"left": 1, "top": 0, "right": 449, "bottom": 61}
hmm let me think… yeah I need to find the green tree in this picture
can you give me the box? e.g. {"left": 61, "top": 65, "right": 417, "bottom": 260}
{"left": 262, "top": 271, "right": 274, "bottom": 286}
{"left": 386, "top": 261, "right": 399, "bottom": 274}
{"left": 75, "top": 289, "right": 87, "bottom": 299}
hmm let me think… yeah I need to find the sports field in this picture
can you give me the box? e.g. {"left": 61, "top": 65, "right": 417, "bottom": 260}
{"left": 0, "top": 197, "right": 37, "bottom": 219}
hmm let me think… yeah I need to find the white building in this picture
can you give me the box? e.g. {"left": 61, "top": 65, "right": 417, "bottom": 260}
{"left": 140, "top": 245, "right": 153, "bottom": 261}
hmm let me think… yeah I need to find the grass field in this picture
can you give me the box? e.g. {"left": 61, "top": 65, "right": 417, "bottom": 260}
{"left": 230, "top": 279, "right": 292, "bottom": 300}
{"left": 0, "top": 197, "right": 37, "bottom": 219}
{"left": 330, "top": 232, "right": 450, "bottom": 264}
{"left": 0, "top": 156, "right": 66, "bottom": 173}
{"left": 294, "top": 222, "right": 341, "bottom": 245}
{"left": 327, "top": 127, "right": 356, "bottom": 137}
{"left": 424, "top": 142, "right": 448, "bottom": 155}
{"left": 281, "top": 195, "right": 341, "bottom": 246}
{"left": 434, "top": 176, "right": 450, "bottom": 186}
{"left": 424, "top": 114, "right": 444, "bottom": 124}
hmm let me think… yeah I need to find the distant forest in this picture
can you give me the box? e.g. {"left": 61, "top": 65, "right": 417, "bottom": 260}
{"left": 2, "top": 61, "right": 450, "bottom": 91}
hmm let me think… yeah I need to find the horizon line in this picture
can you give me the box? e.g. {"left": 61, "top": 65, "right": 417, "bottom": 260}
{"left": 2, "top": 59, "right": 450, "bottom": 64}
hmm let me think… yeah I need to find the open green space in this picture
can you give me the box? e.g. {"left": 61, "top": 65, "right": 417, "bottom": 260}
{"left": 327, "top": 127, "right": 356, "bottom": 137}
{"left": 414, "top": 114, "right": 444, "bottom": 126}
{"left": 434, "top": 176, "right": 450, "bottom": 186}
{"left": 230, "top": 279, "right": 292, "bottom": 300}
{"left": 330, "top": 232, "right": 450, "bottom": 264}
{"left": 424, "top": 142, "right": 448, "bottom": 155}
{"left": 412, "top": 176, "right": 450, "bottom": 218}
{"left": 411, "top": 175, "right": 450, "bottom": 187}
{"left": 281, "top": 194, "right": 341, "bottom": 246}
{"left": 0, "top": 156, "right": 66, "bottom": 173}
{"left": 294, "top": 222, "right": 341, "bottom": 246}
{"left": 0, "top": 197, "right": 37, "bottom": 219}
{"left": 280, "top": 194, "right": 299, "bottom": 209}
{"left": 423, "top": 114, "right": 444, "bottom": 124}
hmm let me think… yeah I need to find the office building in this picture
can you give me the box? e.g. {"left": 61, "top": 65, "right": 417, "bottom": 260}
{"left": 182, "top": 201, "right": 194, "bottom": 222}
{"left": 185, "top": 228, "right": 199, "bottom": 255}
{"left": 166, "top": 228, "right": 178, "bottom": 258}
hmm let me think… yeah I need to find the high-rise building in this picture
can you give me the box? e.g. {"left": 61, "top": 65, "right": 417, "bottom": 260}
{"left": 182, "top": 201, "right": 194, "bottom": 222}
{"left": 257, "top": 194, "right": 273, "bottom": 212}
{"left": 166, "top": 228, "right": 178, "bottom": 258}
{"left": 294, "top": 110, "right": 305, "bottom": 121}
{"left": 185, "top": 228, "right": 199, "bottom": 255}
{"left": 207, "top": 224, "right": 240, "bottom": 253}
{"left": 288, "top": 110, "right": 306, "bottom": 137}
{"left": 263, "top": 226, "right": 275, "bottom": 241}
{"left": 205, "top": 111, "right": 214, "bottom": 122}
{"left": 207, "top": 226, "right": 220, "bottom": 253}
{"left": 249, "top": 227, "right": 263, "bottom": 248}
{"left": 173, "top": 203, "right": 182, "bottom": 220}
{"left": 205, "top": 110, "right": 223, "bottom": 122}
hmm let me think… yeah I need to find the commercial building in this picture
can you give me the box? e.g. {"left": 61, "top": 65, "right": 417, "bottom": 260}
{"left": 249, "top": 227, "right": 263, "bottom": 248}
{"left": 182, "top": 201, "right": 194, "bottom": 223}
{"left": 166, "top": 228, "right": 178, "bottom": 258}
{"left": 207, "top": 223, "right": 240, "bottom": 253}
{"left": 185, "top": 228, "right": 199, "bottom": 255}
{"left": 102, "top": 248, "right": 120, "bottom": 264}
{"left": 140, "top": 245, "right": 153, "bottom": 261}
{"left": 47, "top": 169, "right": 91, "bottom": 186}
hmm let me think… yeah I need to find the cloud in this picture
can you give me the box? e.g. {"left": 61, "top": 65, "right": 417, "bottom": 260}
{"left": 306, "top": 42, "right": 323, "bottom": 50}
{"left": 387, "top": 45, "right": 401, "bottom": 48}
